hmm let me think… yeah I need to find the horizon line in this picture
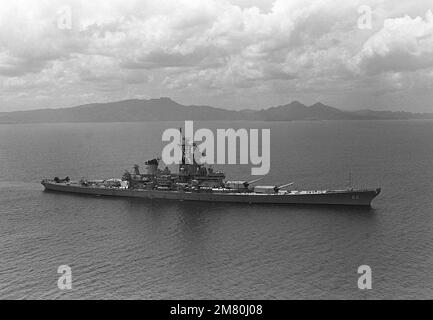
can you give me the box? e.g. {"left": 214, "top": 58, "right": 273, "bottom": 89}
{"left": 1, "top": 97, "right": 431, "bottom": 115}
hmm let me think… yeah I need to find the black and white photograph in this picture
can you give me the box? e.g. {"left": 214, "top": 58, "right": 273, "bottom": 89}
{"left": 0, "top": 0, "right": 432, "bottom": 305}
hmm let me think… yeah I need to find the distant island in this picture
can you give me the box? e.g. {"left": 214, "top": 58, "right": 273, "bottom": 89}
{"left": 0, "top": 97, "right": 432, "bottom": 124}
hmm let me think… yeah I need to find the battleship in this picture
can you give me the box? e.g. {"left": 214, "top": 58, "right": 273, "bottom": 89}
{"left": 41, "top": 135, "right": 381, "bottom": 207}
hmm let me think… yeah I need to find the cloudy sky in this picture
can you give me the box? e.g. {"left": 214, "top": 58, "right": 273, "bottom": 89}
{"left": 1, "top": 0, "right": 433, "bottom": 112}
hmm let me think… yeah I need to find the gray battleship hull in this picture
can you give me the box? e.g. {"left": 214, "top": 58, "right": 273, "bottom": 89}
{"left": 42, "top": 181, "right": 381, "bottom": 206}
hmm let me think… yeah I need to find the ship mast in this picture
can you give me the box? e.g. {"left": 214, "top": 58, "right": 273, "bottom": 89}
{"left": 347, "top": 170, "right": 353, "bottom": 189}
{"left": 180, "top": 127, "right": 186, "bottom": 165}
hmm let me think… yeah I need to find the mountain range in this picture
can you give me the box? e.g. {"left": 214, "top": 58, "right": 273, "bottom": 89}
{"left": 0, "top": 98, "right": 432, "bottom": 124}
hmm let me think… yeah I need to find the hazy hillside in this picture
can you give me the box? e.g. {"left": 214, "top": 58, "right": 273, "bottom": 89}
{"left": 0, "top": 98, "right": 241, "bottom": 123}
{"left": 255, "top": 101, "right": 358, "bottom": 121}
{"left": 0, "top": 97, "right": 432, "bottom": 124}
{"left": 350, "top": 109, "right": 433, "bottom": 120}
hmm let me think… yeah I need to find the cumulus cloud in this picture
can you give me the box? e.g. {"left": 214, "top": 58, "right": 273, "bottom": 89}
{"left": 352, "top": 10, "right": 433, "bottom": 75}
{"left": 0, "top": 0, "right": 433, "bottom": 112}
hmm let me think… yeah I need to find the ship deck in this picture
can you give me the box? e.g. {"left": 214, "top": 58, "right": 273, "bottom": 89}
{"left": 41, "top": 180, "right": 381, "bottom": 207}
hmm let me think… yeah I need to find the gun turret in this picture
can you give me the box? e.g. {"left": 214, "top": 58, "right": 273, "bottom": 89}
{"left": 254, "top": 182, "right": 295, "bottom": 194}
{"left": 274, "top": 182, "right": 295, "bottom": 192}
{"left": 226, "top": 177, "right": 265, "bottom": 190}
{"left": 243, "top": 177, "right": 265, "bottom": 188}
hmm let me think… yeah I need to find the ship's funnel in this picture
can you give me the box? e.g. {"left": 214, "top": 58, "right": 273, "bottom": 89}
{"left": 133, "top": 164, "right": 140, "bottom": 176}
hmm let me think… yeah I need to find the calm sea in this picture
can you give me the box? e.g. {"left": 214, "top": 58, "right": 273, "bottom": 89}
{"left": 0, "top": 120, "right": 432, "bottom": 299}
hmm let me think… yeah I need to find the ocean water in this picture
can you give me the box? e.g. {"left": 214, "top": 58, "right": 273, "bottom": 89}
{"left": 0, "top": 120, "right": 432, "bottom": 299}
